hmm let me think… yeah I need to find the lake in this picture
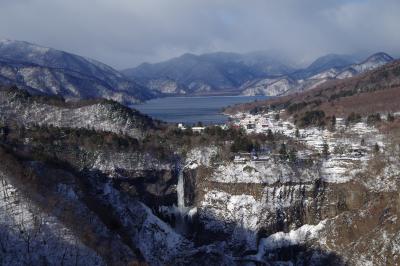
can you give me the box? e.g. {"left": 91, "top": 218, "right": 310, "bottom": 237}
{"left": 131, "top": 96, "right": 268, "bottom": 125}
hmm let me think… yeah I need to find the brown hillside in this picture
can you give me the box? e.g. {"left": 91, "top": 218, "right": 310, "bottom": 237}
{"left": 226, "top": 60, "right": 400, "bottom": 118}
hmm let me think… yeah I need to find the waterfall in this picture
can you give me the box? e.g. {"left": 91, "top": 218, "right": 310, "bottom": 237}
{"left": 158, "top": 162, "right": 195, "bottom": 236}
{"left": 177, "top": 167, "right": 185, "bottom": 210}
{"left": 174, "top": 165, "right": 189, "bottom": 235}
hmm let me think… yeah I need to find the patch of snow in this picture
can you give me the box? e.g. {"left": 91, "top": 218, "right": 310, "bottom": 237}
{"left": 254, "top": 220, "right": 327, "bottom": 261}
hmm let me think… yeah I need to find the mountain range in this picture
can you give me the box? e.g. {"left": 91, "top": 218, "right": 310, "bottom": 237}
{"left": 241, "top": 52, "right": 394, "bottom": 96}
{"left": 124, "top": 51, "right": 394, "bottom": 97}
{"left": 122, "top": 52, "right": 295, "bottom": 95}
{"left": 0, "top": 39, "right": 395, "bottom": 103}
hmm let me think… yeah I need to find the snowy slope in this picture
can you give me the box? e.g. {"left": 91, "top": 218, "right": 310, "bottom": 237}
{"left": 123, "top": 51, "right": 295, "bottom": 95}
{"left": 241, "top": 52, "right": 393, "bottom": 96}
{"left": 0, "top": 39, "right": 155, "bottom": 103}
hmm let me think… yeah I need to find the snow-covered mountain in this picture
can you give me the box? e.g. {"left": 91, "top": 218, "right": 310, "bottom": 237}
{"left": 242, "top": 52, "right": 394, "bottom": 96}
{"left": 122, "top": 51, "right": 296, "bottom": 95}
{"left": 125, "top": 51, "right": 392, "bottom": 97}
{"left": 240, "top": 77, "right": 297, "bottom": 96}
{"left": 293, "top": 53, "right": 360, "bottom": 79}
{"left": 0, "top": 40, "right": 156, "bottom": 104}
{"left": 336, "top": 52, "right": 394, "bottom": 78}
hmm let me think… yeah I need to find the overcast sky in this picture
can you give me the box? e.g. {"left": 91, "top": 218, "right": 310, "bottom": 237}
{"left": 0, "top": 0, "right": 399, "bottom": 69}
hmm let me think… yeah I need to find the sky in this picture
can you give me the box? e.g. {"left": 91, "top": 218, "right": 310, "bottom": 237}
{"left": 0, "top": 0, "right": 399, "bottom": 69}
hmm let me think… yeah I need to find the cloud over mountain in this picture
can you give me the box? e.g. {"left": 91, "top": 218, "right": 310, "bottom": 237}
{"left": 0, "top": 0, "right": 399, "bottom": 68}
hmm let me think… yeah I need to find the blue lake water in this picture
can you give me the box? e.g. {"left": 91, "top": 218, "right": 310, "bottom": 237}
{"left": 132, "top": 96, "right": 268, "bottom": 125}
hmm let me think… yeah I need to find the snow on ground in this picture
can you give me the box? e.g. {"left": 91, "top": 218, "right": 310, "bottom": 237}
{"left": 200, "top": 190, "right": 262, "bottom": 249}
{"left": 0, "top": 174, "right": 104, "bottom": 266}
{"left": 210, "top": 160, "right": 318, "bottom": 184}
{"left": 185, "top": 146, "right": 218, "bottom": 168}
{"left": 251, "top": 220, "right": 327, "bottom": 261}
{"left": 229, "top": 111, "right": 386, "bottom": 184}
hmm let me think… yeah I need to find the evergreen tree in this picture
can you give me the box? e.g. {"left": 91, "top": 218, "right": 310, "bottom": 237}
{"left": 330, "top": 115, "right": 336, "bottom": 131}
{"left": 288, "top": 148, "right": 297, "bottom": 164}
{"left": 295, "top": 128, "right": 300, "bottom": 138}
{"left": 322, "top": 142, "right": 329, "bottom": 159}
{"left": 279, "top": 143, "right": 288, "bottom": 160}
{"left": 387, "top": 113, "right": 395, "bottom": 122}
{"left": 266, "top": 129, "right": 274, "bottom": 141}
{"left": 331, "top": 115, "right": 336, "bottom": 127}
{"left": 360, "top": 138, "right": 366, "bottom": 146}
{"left": 374, "top": 143, "right": 380, "bottom": 153}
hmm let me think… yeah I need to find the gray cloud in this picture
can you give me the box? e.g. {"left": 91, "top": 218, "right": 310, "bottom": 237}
{"left": 0, "top": 0, "right": 399, "bottom": 69}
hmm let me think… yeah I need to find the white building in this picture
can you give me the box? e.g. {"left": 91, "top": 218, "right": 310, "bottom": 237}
{"left": 192, "top": 127, "right": 205, "bottom": 133}
{"left": 178, "top": 123, "right": 186, "bottom": 130}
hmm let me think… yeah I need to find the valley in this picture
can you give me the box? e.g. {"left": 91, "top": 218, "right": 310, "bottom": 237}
{"left": 1, "top": 56, "right": 400, "bottom": 265}
{"left": 1, "top": 0, "right": 400, "bottom": 264}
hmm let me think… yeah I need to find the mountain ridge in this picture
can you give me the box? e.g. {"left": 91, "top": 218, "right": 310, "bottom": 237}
{"left": 122, "top": 51, "right": 296, "bottom": 95}
{"left": 0, "top": 39, "right": 156, "bottom": 104}
{"left": 124, "top": 51, "right": 393, "bottom": 97}
{"left": 241, "top": 52, "right": 394, "bottom": 96}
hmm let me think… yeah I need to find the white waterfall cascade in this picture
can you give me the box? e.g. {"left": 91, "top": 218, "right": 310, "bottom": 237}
{"left": 158, "top": 162, "right": 197, "bottom": 235}
{"left": 174, "top": 163, "right": 192, "bottom": 235}
{"left": 177, "top": 167, "right": 186, "bottom": 210}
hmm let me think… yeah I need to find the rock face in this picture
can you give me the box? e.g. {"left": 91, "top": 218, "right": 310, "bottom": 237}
{"left": 178, "top": 150, "right": 400, "bottom": 265}
{"left": 0, "top": 39, "right": 155, "bottom": 104}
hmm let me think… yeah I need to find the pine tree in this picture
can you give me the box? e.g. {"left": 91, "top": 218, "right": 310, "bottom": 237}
{"left": 387, "top": 113, "right": 395, "bottom": 122}
{"left": 331, "top": 115, "right": 336, "bottom": 126}
{"left": 288, "top": 148, "right": 297, "bottom": 164}
{"left": 374, "top": 143, "right": 380, "bottom": 153}
{"left": 360, "top": 138, "right": 366, "bottom": 146}
{"left": 322, "top": 142, "right": 329, "bottom": 159}
{"left": 266, "top": 129, "right": 274, "bottom": 141}
{"left": 279, "top": 143, "right": 288, "bottom": 160}
{"left": 330, "top": 115, "right": 336, "bottom": 131}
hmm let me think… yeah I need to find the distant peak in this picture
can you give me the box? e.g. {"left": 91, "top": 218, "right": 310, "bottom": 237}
{"left": 0, "top": 39, "right": 52, "bottom": 53}
{"left": 364, "top": 52, "right": 393, "bottom": 63}
{"left": 179, "top": 53, "right": 198, "bottom": 59}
